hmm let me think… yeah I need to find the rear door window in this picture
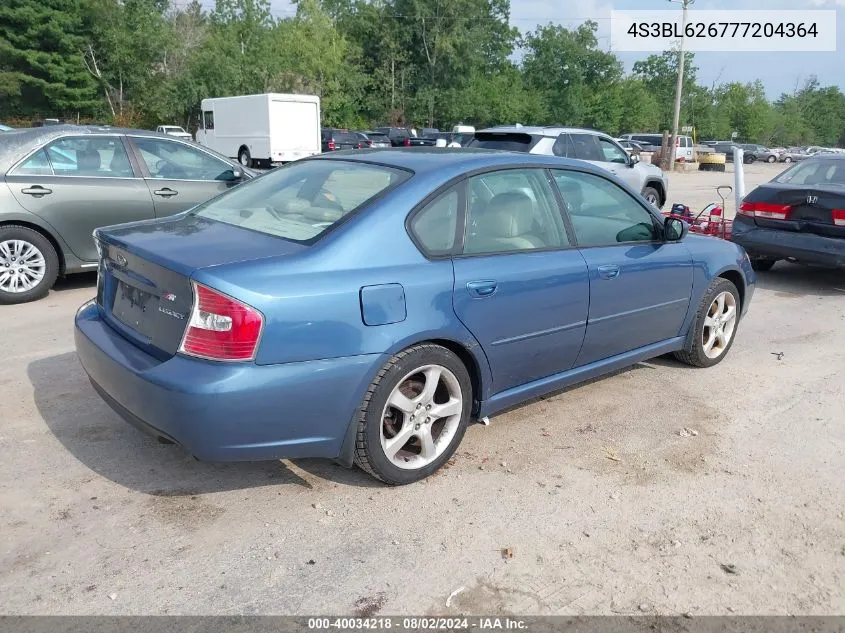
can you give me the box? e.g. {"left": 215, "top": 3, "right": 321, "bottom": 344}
{"left": 42, "top": 136, "right": 134, "bottom": 178}
{"left": 569, "top": 134, "right": 603, "bottom": 161}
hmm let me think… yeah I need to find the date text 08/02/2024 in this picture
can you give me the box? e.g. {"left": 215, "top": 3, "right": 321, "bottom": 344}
{"left": 307, "top": 617, "right": 528, "bottom": 630}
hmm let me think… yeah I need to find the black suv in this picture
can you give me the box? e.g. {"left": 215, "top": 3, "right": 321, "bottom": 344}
{"left": 321, "top": 129, "right": 366, "bottom": 152}
{"left": 374, "top": 127, "right": 416, "bottom": 147}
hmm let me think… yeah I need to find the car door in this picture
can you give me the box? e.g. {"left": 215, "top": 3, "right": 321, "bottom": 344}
{"left": 5, "top": 135, "right": 154, "bottom": 262}
{"left": 447, "top": 168, "right": 590, "bottom": 394}
{"left": 127, "top": 136, "right": 241, "bottom": 217}
{"left": 551, "top": 168, "right": 693, "bottom": 366}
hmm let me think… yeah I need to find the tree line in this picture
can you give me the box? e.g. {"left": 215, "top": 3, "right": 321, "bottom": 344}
{"left": 2, "top": 0, "right": 844, "bottom": 146}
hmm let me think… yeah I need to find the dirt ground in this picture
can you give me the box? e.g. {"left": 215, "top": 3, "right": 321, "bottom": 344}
{"left": 1, "top": 162, "right": 844, "bottom": 616}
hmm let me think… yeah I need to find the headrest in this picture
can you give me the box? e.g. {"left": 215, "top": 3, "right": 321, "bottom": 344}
{"left": 479, "top": 191, "right": 534, "bottom": 237}
{"left": 77, "top": 149, "right": 101, "bottom": 172}
{"left": 109, "top": 149, "right": 131, "bottom": 174}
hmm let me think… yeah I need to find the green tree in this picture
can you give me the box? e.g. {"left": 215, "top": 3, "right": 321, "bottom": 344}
{"left": 0, "top": 0, "right": 99, "bottom": 118}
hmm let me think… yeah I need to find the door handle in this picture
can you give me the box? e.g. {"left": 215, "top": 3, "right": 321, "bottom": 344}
{"left": 153, "top": 188, "right": 178, "bottom": 198}
{"left": 597, "top": 265, "right": 621, "bottom": 280}
{"left": 466, "top": 280, "right": 498, "bottom": 297}
{"left": 21, "top": 186, "right": 52, "bottom": 197}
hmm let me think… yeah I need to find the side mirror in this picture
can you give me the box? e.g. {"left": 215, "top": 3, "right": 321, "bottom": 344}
{"left": 230, "top": 166, "right": 244, "bottom": 180}
{"left": 629, "top": 153, "right": 640, "bottom": 166}
{"left": 664, "top": 216, "right": 688, "bottom": 242}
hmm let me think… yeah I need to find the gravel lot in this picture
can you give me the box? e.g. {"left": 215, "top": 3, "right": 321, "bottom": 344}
{"left": 1, "top": 162, "right": 843, "bottom": 616}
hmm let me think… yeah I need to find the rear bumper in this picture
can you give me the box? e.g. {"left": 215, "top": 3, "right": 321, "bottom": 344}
{"left": 74, "top": 301, "right": 384, "bottom": 462}
{"left": 732, "top": 219, "right": 845, "bottom": 268}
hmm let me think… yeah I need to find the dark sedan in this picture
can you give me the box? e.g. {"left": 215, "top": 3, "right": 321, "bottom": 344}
{"left": 732, "top": 154, "right": 845, "bottom": 270}
{"left": 0, "top": 125, "right": 251, "bottom": 304}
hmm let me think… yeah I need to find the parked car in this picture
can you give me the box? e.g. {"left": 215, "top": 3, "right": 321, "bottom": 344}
{"left": 420, "top": 128, "right": 440, "bottom": 137}
{"left": 732, "top": 153, "right": 845, "bottom": 271}
{"left": 712, "top": 143, "right": 758, "bottom": 164}
{"left": 74, "top": 150, "right": 754, "bottom": 484}
{"left": 779, "top": 147, "right": 812, "bottom": 163}
{"left": 619, "top": 133, "right": 694, "bottom": 162}
{"left": 321, "top": 128, "right": 366, "bottom": 152}
{"left": 360, "top": 132, "right": 391, "bottom": 148}
{"left": 739, "top": 144, "right": 780, "bottom": 163}
{"left": 615, "top": 139, "right": 643, "bottom": 155}
{"left": 374, "top": 127, "right": 416, "bottom": 147}
{"left": 0, "top": 125, "right": 253, "bottom": 304}
{"left": 0, "top": 123, "right": 12, "bottom": 132}
{"left": 468, "top": 126, "right": 669, "bottom": 208}
{"left": 155, "top": 125, "right": 193, "bottom": 141}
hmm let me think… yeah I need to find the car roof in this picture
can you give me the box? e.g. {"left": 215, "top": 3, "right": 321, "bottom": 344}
{"left": 476, "top": 125, "right": 605, "bottom": 137}
{"left": 309, "top": 147, "right": 600, "bottom": 178}
{"left": 0, "top": 125, "right": 220, "bottom": 174}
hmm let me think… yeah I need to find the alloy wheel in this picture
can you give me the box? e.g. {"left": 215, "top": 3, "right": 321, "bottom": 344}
{"left": 379, "top": 364, "right": 463, "bottom": 470}
{"left": 702, "top": 291, "right": 738, "bottom": 359}
{"left": 0, "top": 240, "right": 46, "bottom": 293}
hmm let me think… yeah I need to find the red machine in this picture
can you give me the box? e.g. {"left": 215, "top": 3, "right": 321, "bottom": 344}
{"left": 663, "top": 185, "right": 734, "bottom": 240}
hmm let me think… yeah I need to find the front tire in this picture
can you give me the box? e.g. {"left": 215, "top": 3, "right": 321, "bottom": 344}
{"left": 674, "top": 278, "right": 741, "bottom": 368}
{"left": 642, "top": 186, "right": 661, "bottom": 208}
{"left": 767, "top": 155, "right": 777, "bottom": 163}
{"left": 0, "top": 226, "right": 60, "bottom": 305}
{"left": 354, "top": 344, "right": 472, "bottom": 485}
{"left": 783, "top": 156, "right": 793, "bottom": 163}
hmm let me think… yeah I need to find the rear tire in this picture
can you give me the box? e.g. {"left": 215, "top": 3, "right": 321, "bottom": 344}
{"left": 0, "top": 225, "right": 60, "bottom": 305}
{"left": 674, "top": 278, "right": 741, "bottom": 368}
{"left": 237, "top": 147, "right": 252, "bottom": 168}
{"left": 353, "top": 344, "right": 472, "bottom": 485}
{"left": 750, "top": 257, "right": 776, "bottom": 272}
{"left": 782, "top": 157, "right": 793, "bottom": 163}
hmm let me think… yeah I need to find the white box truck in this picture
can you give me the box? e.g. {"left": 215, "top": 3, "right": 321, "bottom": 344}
{"left": 196, "top": 93, "right": 321, "bottom": 167}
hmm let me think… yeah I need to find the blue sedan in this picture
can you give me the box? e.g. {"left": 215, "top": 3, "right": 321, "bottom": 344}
{"left": 74, "top": 149, "right": 755, "bottom": 484}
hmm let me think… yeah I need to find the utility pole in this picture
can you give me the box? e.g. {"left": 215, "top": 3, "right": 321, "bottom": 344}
{"left": 668, "top": 0, "right": 694, "bottom": 171}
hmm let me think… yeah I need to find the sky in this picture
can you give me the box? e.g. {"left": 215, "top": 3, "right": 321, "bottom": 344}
{"left": 260, "top": 0, "right": 844, "bottom": 98}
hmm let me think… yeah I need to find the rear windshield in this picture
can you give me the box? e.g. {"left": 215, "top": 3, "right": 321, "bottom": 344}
{"left": 193, "top": 160, "right": 410, "bottom": 242}
{"left": 467, "top": 132, "right": 539, "bottom": 152}
{"left": 774, "top": 159, "right": 845, "bottom": 187}
{"left": 367, "top": 133, "right": 389, "bottom": 141}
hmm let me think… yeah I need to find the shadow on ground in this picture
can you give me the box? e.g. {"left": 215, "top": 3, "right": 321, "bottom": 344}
{"left": 51, "top": 271, "right": 97, "bottom": 293}
{"left": 755, "top": 262, "right": 845, "bottom": 297}
{"left": 28, "top": 352, "right": 380, "bottom": 495}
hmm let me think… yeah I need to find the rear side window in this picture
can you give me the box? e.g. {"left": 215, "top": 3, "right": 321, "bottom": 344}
{"left": 14, "top": 149, "right": 53, "bottom": 175}
{"left": 467, "top": 133, "right": 539, "bottom": 152}
{"left": 410, "top": 186, "right": 460, "bottom": 255}
{"left": 194, "top": 160, "right": 410, "bottom": 242}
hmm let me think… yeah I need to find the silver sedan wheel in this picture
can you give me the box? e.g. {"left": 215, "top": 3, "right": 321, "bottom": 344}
{"left": 0, "top": 240, "right": 46, "bottom": 293}
{"left": 645, "top": 192, "right": 659, "bottom": 205}
{"left": 702, "top": 291, "right": 738, "bottom": 359}
{"left": 380, "top": 364, "right": 463, "bottom": 470}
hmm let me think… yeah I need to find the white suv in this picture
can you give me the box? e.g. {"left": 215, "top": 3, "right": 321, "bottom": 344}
{"left": 469, "top": 126, "right": 669, "bottom": 208}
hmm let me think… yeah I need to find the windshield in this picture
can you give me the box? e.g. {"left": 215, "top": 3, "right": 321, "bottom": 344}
{"left": 774, "top": 159, "right": 845, "bottom": 187}
{"left": 193, "top": 159, "right": 410, "bottom": 242}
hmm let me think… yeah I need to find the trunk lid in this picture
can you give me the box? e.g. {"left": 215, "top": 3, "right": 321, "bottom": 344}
{"left": 744, "top": 184, "right": 845, "bottom": 239}
{"left": 95, "top": 213, "right": 307, "bottom": 360}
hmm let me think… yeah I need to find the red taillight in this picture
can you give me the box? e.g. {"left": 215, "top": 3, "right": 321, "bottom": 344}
{"left": 403, "top": 137, "right": 411, "bottom": 146}
{"left": 739, "top": 201, "right": 792, "bottom": 220}
{"left": 833, "top": 209, "right": 845, "bottom": 226}
{"left": 179, "top": 283, "right": 264, "bottom": 361}
{"left": 327, "top": 140, "right": 336, "bottom": 150}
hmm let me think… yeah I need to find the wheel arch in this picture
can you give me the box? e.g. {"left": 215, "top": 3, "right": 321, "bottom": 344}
{"left": 644, "top": 178, "right": 666, "bottom": 206}
{"left": 717, "top": 268, "right": 746, "bottom": 311}
{"left": 0, "top": 219, "right": 66, "bottom": 276}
